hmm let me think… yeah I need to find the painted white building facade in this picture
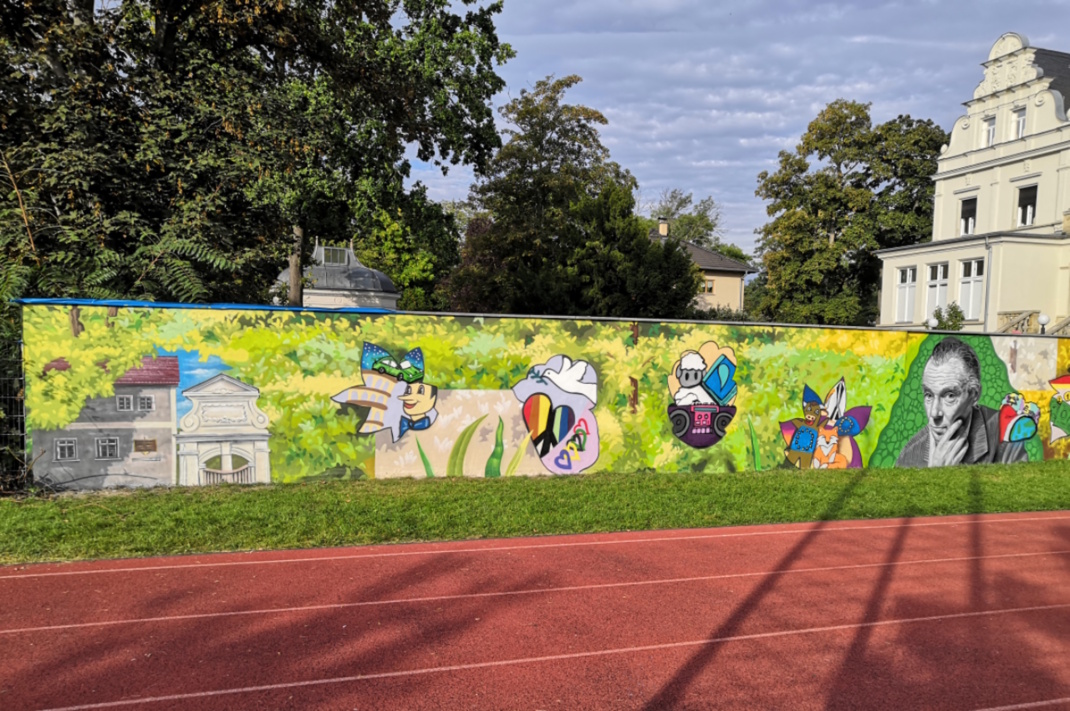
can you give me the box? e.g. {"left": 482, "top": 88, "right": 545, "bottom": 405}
{"left": 877, "top": 33, "right": 1070, "bottom": 334}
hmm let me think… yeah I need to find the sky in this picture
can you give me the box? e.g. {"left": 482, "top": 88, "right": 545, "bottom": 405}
{"left": 407, "top": 0, "right": 1069, "bottom": 254}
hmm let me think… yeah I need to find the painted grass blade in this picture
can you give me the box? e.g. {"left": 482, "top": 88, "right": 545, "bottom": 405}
{"left": 416, "top": 437, "right": 435, "bottom": 479}
{"left": 447, "top": 414, "right": 488, "bottom": 478}
{"left": 484, "top": 417, "right": 505, "bottom": 478}
{"left": 749, "top": 416, "right": 762, "bottom": 472}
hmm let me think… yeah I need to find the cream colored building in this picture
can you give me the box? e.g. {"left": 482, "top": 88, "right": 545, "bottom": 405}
{"left": 877, "top": 33, "right": 1070, "bottom": 334}
{"left": 651, "top": 220, "right": 756, "bottom": 311}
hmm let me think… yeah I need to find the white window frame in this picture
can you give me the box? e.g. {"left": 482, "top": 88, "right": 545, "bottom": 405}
{"left": 322, "top": 247, "right": 347, "bottom": 265}
{"left": 896, "top": 266, "right": 917, "bottom": 324}
{"left": 1017, "top": 185, "right": 1037, "bottom": 227}
{"left": 927, "top": 262, "right": 949, "bottom": 318}
{"left": 116, "top": 394, "right": 134, "bottom": 412}
{"left": 960, "top": 198, "right": 977, "bottom": 236}
{"left": 95, "top": 437, "right": 120, "bottom": 460}
{"left": 55, "top": 439, "right": 78, "bottom": 462}
{"left": 983, "top": 117, "right": 996, "bottom": 147}
{"left": 1013, "top": 108, "right": 1026, "bottom": 139}
{"left": 138, "top": 395, "right": 156, "bottom": 411}
{"left": 959, "top": 258, "right": 985, "bottom": 321}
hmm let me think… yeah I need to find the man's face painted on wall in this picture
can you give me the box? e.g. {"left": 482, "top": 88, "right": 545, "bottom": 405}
{"left": 400, "top": 382, "right": 437, "bottom": 418}
{"left": 922, "top": 357, "right": 977, "bottom": 438}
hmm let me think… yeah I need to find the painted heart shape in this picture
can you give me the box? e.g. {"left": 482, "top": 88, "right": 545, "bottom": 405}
{"left": 553, "top": 450, "right": 573, "bottom": 470}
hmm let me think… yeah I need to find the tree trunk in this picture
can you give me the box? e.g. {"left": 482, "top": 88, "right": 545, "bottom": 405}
{"left": 288, "top": 225, "right": 304, "bottom": 307}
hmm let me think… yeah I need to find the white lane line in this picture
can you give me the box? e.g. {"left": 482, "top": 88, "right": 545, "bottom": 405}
{"left": 972, "top": 698, "right": 1070, "bottom": 711}
{"left": 4, "top": 513, "right": 1069, "bottom": 580}
{"left": 34, "top": 601, "right": 1070, "bottom": 711}
{"left": 4, "top": 549, "right": 1068, "bottom": 636}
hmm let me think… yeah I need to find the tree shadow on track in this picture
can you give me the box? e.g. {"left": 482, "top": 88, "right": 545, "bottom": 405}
{"left": 6, "top": 551, "right": 550, "bottom": 710}
{"left": 821, "top": 470, "right": 1070, "bottom": 711}
{"left": 642, "top": 469, "right": 1070, "bottom": 711}
{"left": 640, "top": 468, "right": 871, "bottom": 711}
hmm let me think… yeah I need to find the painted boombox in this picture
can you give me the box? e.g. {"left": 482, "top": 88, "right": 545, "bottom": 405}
{"left": 668, "top": 403, "right": 737, "bottom": 449}
{"left": 667, "top": 353, "right": 739, "bottom": 449}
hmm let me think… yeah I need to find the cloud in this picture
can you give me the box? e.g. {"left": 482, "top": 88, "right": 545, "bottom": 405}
{"left": 410, "top": 0, "right": 1065, "bottom": 253}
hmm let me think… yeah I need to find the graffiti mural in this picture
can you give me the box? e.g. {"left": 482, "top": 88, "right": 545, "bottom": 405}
{"left": 667, "top": 342, "right": 738, "bottom": 449}
{"left": 1048, "top": 375, "right": 1070, "bottom": 444}
{"left": 889, "top": 337, "right": 1036, "bottom": 468}
{"left": 18, "top": 301, "right": 1068, "bottom": 489}
{"left": 780, "top": 379, "right": 871, "bottom": 470}
{"left": 331, "top": 342, "right": 437, "bottom": 443}
{"left": 512, "top": 355, "right": 599, "bottom": 474}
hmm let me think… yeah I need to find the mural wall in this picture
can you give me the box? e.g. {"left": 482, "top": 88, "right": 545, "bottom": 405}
{"left": 21, "top": 302, "right": 1070, "bottom": 489}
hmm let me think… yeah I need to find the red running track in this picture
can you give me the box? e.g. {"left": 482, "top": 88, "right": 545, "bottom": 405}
{"left": 2, "top": 511, "right": 1070, "bottom": 710}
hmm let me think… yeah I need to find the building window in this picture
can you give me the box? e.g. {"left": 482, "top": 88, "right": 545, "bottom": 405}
{"left": 95, "top": 437, "right": 120, "bottom": 460}
{"left": 959, "top": 259, "right": 985, "bottom": 320}
{"left": 55, "top": 439, "right": 78, "bottom": 461}
{"left": 1017, "top": 185, "right": 1037, "bottom": 227}
{"left": 960, "top": 198, "right": 977, "bottom": 235}
{"left": 927, "top": 263, "right": 949, "bottom": 317}
{"left": 138, "top": 395, "right": 155, "bottom": 411}
{"left": 703, "top": 279, "right": 715, "bottom": 294}
{"left": 116, "top": 394, "right": 133, "bottom": 412}
{"left": 322, "top": 247, "right": 347, "bottom": 265}
{"left": 1013, "top": 108, "right": 1026, "bottom": 139}
{"left": 983, "top": 117, "right": 996, "bottom": 147}
{"left": 896, "top": 267, "right": 917, "bottom": 323}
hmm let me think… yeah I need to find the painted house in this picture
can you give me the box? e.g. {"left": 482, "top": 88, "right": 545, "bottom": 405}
{"left": 650, "top": 220, "right": 757, "bottom": 311}
{"left": 877, "top": 33, "right": 1070, "bottom": 334}
{"left": 32, "top": 356, "right": 179, "bottom": 490}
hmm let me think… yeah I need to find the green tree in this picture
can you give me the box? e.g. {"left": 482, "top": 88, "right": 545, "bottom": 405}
{"left": 930, "top": 302, "right": 966, "bottom": 331}
{"left": 639, "top": 187, "right": 751, "bottom": 265}
{"left": 1, "top": 0, "right": 512, "bottom": 343}
{"left": 449, "top": 75, "right": 698, "bottom": 318}
{"left": 644, "top": 188, "right": 721, "bottom": 246}
{"left": 754, "top": 100, "right": 947, "bottom": 326}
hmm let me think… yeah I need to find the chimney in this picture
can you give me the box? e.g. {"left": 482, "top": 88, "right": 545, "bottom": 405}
{"left": 658, "top": 217, "right": 669, "bottom": 237}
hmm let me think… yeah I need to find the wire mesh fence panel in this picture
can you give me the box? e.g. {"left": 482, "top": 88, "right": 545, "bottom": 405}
{"left": 0, "top": 359, "right": 28, "bottom": 492}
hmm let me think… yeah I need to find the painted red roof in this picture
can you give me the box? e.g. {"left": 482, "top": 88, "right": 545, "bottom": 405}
{"left": 114, "top": 356, "right": 180, "bottom": 386}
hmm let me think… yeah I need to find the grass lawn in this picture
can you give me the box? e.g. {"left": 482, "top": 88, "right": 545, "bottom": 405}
{"left": 2, "top": 460, "right": 1069, "bottom": 565}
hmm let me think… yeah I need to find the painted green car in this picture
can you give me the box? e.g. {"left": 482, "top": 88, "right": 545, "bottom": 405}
{"left": 372, "top": 356, "right": 422, "bottom": 383}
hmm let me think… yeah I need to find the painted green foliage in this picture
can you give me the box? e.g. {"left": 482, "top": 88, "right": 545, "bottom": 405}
{"left": 21, "top": 304, "right": 1053, "bottom": 483}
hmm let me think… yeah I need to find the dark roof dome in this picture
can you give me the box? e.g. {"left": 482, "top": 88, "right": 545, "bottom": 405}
{"left": 277, "top": 243, "right": 398, "bottom": 294}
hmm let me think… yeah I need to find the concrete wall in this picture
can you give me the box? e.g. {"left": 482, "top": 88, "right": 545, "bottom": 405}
{"left": 23, "top": 301, "right": 1070, "bottom": 488}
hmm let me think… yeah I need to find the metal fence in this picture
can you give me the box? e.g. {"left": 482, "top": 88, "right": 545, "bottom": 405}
{"left": 0, "top": 358, "right": 28, "bottom": 492}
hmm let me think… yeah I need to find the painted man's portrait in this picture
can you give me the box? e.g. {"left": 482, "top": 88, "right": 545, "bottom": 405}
{"left": 896, "top": 337, "right": 1028, "bottom": 468}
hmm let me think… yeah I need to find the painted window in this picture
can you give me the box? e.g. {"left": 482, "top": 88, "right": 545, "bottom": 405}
{"left": 959, "top": 259, "right": 985, "bottom": 320}
{"left": 960, "top": 198, "right": 977, "bottom": 235}
{"left": 95, "top": 437, "right": 120, "bottom": 460}
{"left": 896, "top": 267, "right": 917, "bottom": 323}
{"left": 1013, "top": 108, "right": 1026, "bottom": 139}
{"left": 55, "top": 439, "right": 78, "bottom": 461}
{"left": 116, "top": 394, "right": 134, "bottom": 412}
{"left": 322, "top": 247, "right": 347, "bottom": 265}
{"left": 983, "top": 117, "right": 996, "bottom": 147}
{"left": 927, "top": 263, "right": 949, "bottom": 317}
{"left": 1017, "top": 185, "right": 1037, "bottom": 227}
{"left": 138, "top": 395, "right": 155, "bottom": 411}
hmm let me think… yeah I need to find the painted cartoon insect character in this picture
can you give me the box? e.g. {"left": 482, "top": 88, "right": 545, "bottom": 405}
{"left": 780, "top": 379, "right": 871, "bottom": 469}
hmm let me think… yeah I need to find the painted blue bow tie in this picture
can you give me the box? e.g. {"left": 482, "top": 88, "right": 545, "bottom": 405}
{"left": 398, "top": 416, "right": 432, "bottom": 438}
